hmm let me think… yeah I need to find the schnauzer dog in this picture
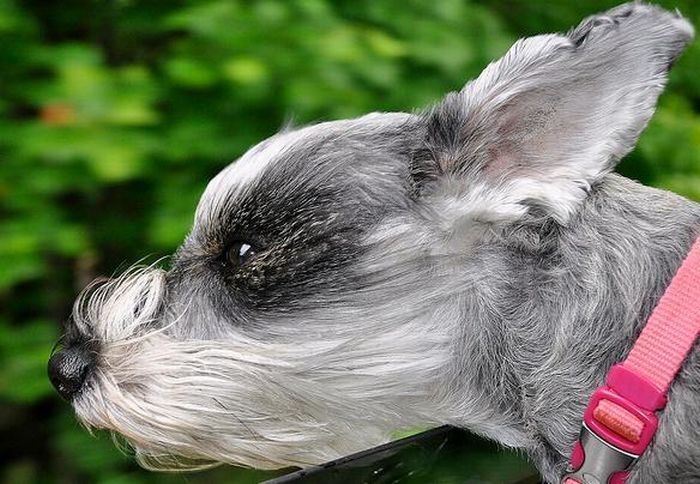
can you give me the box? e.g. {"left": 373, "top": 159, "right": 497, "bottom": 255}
{"left": 49, "top": 3, "right": 699, "bottom": 483}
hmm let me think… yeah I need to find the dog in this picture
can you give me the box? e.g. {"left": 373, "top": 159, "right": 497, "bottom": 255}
{"left": 48, "top": 3, "right": 699, "bottom": 483}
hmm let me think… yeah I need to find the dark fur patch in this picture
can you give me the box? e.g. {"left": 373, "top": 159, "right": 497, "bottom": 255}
{"left": 171, "top": 117, "right": 418, "bottom": 316}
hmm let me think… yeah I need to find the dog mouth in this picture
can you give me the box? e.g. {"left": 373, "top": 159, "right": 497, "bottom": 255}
{"left": 49, "top": 261, "right": 455, "bottom": 470}
{"left": 56, "top": 318, "right": 452, "bottom": 471}
{"left": 62, "top": 332, "right": 392, "bottom": 470}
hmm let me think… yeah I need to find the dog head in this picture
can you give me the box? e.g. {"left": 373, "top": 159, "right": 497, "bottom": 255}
{"left": 48, "top": 3, "right": 693, "bottom": 471}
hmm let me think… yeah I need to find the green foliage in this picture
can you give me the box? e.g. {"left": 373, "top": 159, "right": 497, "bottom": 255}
{"left": 0, "top": 1, "right": 698, "bottom": 483}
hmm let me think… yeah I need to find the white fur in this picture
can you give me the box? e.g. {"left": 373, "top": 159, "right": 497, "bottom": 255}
{"left": 72, "top": 264, "right": 460, "bottom": 470}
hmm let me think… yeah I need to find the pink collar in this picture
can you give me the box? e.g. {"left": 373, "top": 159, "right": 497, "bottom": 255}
{"left": 563, "top": 236, "right": 700, "bottom": 484}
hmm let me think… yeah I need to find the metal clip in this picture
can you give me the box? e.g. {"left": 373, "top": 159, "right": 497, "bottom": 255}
{"left": 562, "top": 424, "right": 637, "bottom": 484}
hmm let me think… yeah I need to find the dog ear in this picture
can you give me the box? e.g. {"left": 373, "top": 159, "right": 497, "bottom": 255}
{"left": 413, "top": 3, "right": 693, "bottom": 224}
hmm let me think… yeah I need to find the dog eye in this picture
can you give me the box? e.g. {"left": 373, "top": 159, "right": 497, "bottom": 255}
{"left": 226, "top": 241, "right": 258, "bottom": 268}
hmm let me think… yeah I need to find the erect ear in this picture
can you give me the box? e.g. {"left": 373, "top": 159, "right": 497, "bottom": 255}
{"left": 413, "top": 3, "right": 694, "bottom": 224}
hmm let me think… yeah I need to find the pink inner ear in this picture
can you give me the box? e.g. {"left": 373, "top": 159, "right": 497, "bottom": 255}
{"left": 480, "top": 97, "right": 540, "bottom": 179}
{"left": 480, "top": 92, "right": 568, "bottom": 182}
{"left": 483, "top": 147, "right": 514, "bottom": 178}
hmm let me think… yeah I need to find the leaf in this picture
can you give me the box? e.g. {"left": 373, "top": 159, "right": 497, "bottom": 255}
{"left": 0, "top": 319, "right": 59, "bottom": 402}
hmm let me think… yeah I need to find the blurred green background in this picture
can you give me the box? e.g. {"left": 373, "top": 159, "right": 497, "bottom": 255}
{"left": 1, "top": 1, "right": 699, "bottom": 483}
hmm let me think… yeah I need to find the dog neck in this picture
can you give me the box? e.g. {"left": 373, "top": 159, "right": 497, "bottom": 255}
{"left": 445, "top": 174, "right": 700, "bottom": 482}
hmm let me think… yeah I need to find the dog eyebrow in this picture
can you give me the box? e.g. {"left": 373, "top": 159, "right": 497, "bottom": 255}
{"left": 196, "top": 115, "right": 383, "bottom": 229}
{"left": 192, "top": 134, "right": 302, "bottom": 232}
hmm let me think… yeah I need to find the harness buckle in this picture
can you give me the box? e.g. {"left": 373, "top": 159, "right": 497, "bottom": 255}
{"left": 562, "top": 423, "right": 637, "bottom": 484}
{"left": 561, "top": 369, "right": 664, "bottom": 484}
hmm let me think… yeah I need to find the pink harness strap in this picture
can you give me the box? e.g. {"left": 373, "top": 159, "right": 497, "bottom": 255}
{"left": 563, "top": 235, "right": 700, "bottom": 484}
{"left": 595, "top": 237, "right": 700, "bottom": 446}
{"left": 624, "top": 237, "right": 700, "bottom": 391}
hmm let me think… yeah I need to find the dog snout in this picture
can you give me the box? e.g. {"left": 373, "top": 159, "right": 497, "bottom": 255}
{"left": 48, "top": 342, "right": 96, "bottom": 401}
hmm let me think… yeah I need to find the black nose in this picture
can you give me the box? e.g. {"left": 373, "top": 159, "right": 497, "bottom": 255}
{"left": 48, "top": 343, "right": 95, "bottom": 401}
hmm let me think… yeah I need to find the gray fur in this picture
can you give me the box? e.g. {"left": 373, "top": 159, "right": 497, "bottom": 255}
{"left": 54, "top": 3, "right": 699, "bottom": 483}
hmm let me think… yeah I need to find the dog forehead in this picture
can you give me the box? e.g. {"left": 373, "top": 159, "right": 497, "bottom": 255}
{"left": 193, "top": 128, "right": 309, "bottom": 225}
{"left": 193, "top": 112, "right": 415, "bottom": 228}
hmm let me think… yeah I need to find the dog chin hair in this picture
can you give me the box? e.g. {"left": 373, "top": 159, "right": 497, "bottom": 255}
{"left": 70, "top": 263, "right": 470, "bottom": 470}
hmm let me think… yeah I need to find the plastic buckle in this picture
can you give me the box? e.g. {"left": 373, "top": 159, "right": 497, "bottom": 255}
{"left": 583, "top": 385, "right": 659, "bottom": 456}
{"left": 562, "top": 424, "right": 637, "bottom": 484}
{"left": 562, "top": 367, "right": 665, "bottom": 484}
